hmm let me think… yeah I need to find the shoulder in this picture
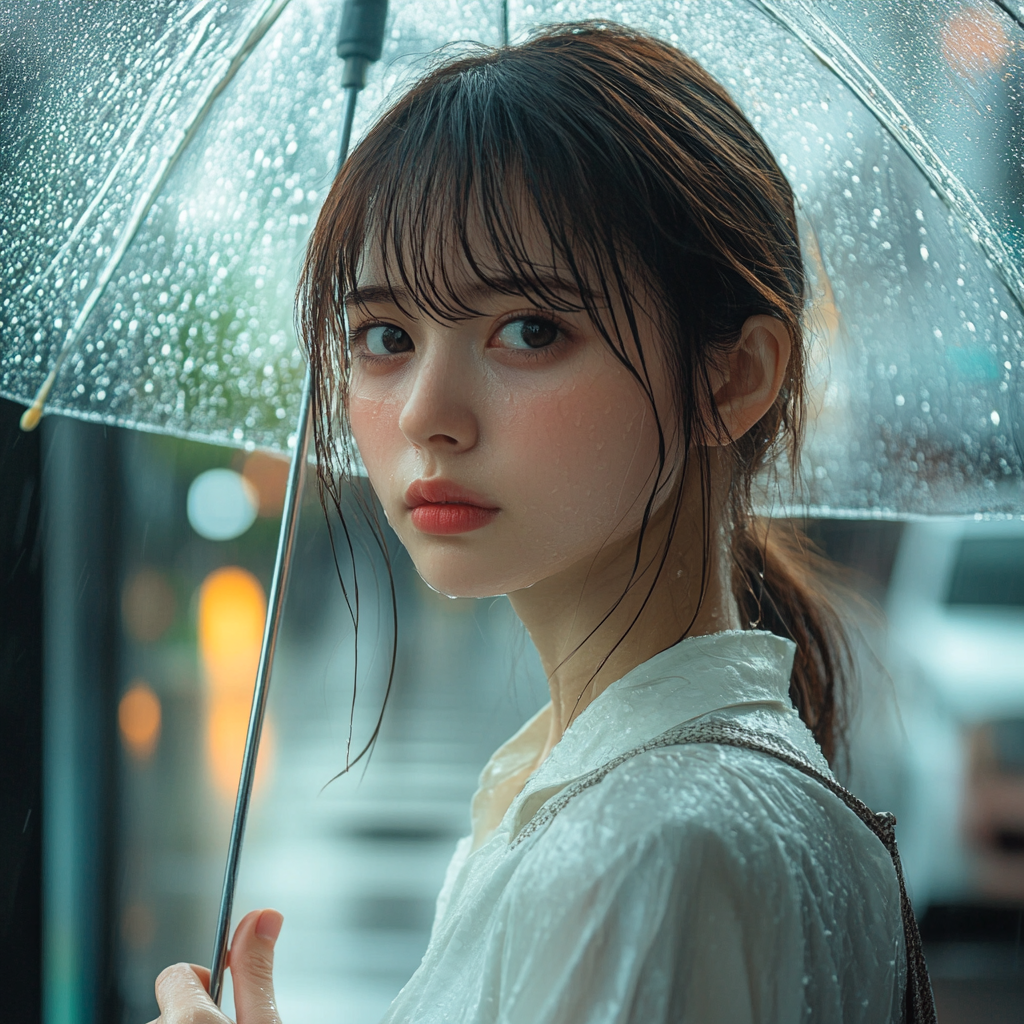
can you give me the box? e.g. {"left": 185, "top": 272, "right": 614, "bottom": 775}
{"left": 521, "top": 739, "right": 896, "bottom": 903}
{"left": 537, "top": 741, "right": 809, "bottom": 841}
{"left": 495, "top": 739, "right": 905, "bottom": 1024}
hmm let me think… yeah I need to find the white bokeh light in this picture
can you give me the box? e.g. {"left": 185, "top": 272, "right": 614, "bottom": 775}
{"left": 186, "top": 468, "right": 258, "bottom": 541}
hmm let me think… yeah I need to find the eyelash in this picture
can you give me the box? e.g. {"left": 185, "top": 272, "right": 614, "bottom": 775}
{"left": 347, "top": 321, "right": 407, "bottom": 367}
{"left": 493, "top": 309, "right": 575, "bottom": 362}
{"left": 347, "top": 309, "right": 576, "bottom": 366}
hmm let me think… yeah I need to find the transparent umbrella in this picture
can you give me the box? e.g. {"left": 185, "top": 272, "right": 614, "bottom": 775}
{"left": 2, "top": 0, "right": 1023, "bottom": 516}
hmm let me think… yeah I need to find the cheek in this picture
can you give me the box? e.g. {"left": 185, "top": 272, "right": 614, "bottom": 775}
{"left": 349, "top": 392, "right": 392, "bottom": 450}
{"left": 502, "top": 368, "right": 661, "bottom": 537}
{"left": 348, "top": 391, "right": 405, "bottom": 486}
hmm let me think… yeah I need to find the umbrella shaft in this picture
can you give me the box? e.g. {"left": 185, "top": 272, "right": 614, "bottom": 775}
{"left": 338, "top": 85, "right": 360, "bottom": 176}
{"left": 208, "top": 80, "right": 361, "bottom": 1008}
{"left": 208, "top": 369, "right": 313, "bottom": 1006}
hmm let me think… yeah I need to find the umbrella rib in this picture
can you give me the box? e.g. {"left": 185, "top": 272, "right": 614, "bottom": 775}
{"left": 20, "top": 0, "right": 296, "bottom": 431}
{"left": 750, "top": 0, "right": 1024, "bottom": 319}
{"left": 991, "top": 1, "right": 1024, "bottom": 33}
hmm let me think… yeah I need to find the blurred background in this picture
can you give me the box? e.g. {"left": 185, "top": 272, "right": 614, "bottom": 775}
{"left": 0, "top": 395, "right": 551, "bottom": 1024}
{"left": 2, "top": 393, "right": 1024, "bottom": 1024}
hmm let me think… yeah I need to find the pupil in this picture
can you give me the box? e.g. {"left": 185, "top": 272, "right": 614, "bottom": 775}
{"left": 521, "top": 318, "right": 557, "bottom": 348}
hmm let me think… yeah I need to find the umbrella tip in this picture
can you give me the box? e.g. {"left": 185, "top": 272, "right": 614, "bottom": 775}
{"left": 21, "top": 369, "right": 57, "bottom": 431}
{"left": 20, "top": 400, "right": 43, "bottom": 431}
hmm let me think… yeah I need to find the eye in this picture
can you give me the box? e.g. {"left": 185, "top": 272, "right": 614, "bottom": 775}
{"left": 364, "top": 324, "right": 413, "bottom": 355}
{"left": 494, "top": 317, "right": 561, "bottom": 350}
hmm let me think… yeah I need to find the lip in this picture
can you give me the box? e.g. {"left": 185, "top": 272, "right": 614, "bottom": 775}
{"left": 404, "top": 478, "right": 498, "bottom": 510}
{"left": 404, "top": 478, "right": 499, "bottom": 536}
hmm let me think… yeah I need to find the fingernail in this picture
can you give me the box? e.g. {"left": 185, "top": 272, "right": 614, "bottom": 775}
{"left": 255, "top": 909, "right": 284, "bottom": 943}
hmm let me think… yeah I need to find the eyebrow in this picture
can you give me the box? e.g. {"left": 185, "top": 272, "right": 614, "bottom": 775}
{"left": 343, "top": 274, "right": 596, "bottom": 309}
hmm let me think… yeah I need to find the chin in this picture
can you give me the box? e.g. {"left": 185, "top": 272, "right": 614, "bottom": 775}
{"left": 410, "top": 550, "right": 541, "bottom": 600}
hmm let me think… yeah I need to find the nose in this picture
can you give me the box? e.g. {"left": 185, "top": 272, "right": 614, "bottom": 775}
{"left": 398, "top": 347, "right": 479, "bottom": 455}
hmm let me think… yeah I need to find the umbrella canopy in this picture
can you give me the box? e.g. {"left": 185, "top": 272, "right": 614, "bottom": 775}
{"left": 1, "top": 0, "right": 1022, "bottom": 515}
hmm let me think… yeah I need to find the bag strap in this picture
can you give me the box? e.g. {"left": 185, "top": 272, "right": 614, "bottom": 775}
{"left": 511, "top": 718, "right": 936, "bottom": 1024}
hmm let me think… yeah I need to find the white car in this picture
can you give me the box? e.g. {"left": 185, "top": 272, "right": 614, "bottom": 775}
{"left": 882, "top": 518, "right": 1024, "bottom": 907}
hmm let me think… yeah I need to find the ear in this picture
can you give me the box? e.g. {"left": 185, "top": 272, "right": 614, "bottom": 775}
{"left": 706, "top": 315, "right": 791, "bottom": 446}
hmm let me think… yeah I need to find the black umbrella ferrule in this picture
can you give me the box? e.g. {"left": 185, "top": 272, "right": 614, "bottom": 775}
{"left": 337, "top": 0, "right": 388, "bottom": 89}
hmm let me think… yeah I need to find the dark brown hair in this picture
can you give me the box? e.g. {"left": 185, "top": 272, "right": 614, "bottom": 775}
{"left": 299, "top": 21, "right": 851, "bottom": 766}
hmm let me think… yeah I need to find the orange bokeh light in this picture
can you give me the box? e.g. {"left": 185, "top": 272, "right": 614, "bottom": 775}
{"left": 199, "top": 567, "right": 267, "bottom": 697}
{"left": 942, "top": 6, "right": 1010, "bottom": 79}
{"left": 119, "top": 681, "right": 161, "bottom": 760}
{"left": 198, "top": 566, "right": 273, "bottom": 798}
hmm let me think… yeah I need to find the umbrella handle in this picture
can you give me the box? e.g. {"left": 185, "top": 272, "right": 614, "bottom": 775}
{"left": 207, "top": 0, "right": 388, "bottom": 1007}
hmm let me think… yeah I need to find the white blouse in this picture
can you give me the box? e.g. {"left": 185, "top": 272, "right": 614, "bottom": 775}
{"left": 381, "top": 630, "right": 906, "bottom": 1024}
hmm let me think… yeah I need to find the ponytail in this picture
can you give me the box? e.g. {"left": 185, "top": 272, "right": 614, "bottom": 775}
{"left": 732, "top": 517, "right": 851, "bottom": 765}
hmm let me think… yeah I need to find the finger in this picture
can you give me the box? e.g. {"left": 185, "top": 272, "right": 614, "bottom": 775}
{"left": 227, "top": 908, "right": 284, "bottom": 1024}
{"left": 155, "top": 962, "right": 225, "bottom": 1023}
{"left": 189, "top": 964, "right": 212, "bottom": 992}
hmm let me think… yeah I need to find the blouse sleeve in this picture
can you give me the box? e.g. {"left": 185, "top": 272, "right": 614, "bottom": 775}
{"left": 479, "top": 748, "right": 898, "bottom": 1024}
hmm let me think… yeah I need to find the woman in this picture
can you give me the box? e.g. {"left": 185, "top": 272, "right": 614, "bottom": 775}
{"left": 153, "top": 22, "right": 930, "bottom": 1024}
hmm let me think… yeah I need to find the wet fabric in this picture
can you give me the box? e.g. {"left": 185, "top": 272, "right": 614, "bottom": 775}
{"left": 380, "top": 630, "right": 906, "bottom": 1024}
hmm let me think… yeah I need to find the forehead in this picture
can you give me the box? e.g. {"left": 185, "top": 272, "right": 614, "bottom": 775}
{"left": 349, "top": 191, "right": 597, "bottom": 319}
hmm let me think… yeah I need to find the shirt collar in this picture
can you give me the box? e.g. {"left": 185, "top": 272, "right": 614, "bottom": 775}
{"left": 470, "top": 630, "right": 797, "bottom": 848}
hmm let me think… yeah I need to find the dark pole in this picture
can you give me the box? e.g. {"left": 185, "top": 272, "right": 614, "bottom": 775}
{"left": 207, "top": 0, "right": 388, "bottom": 1005}
{"left": 40, "top": 415, "right": 121, "bottom": 1024}
{"left": 0, "top": 397, "right": 44, "bottom": 1024}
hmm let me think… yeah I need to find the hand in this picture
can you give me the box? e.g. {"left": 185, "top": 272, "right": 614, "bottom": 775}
{"left": 149, "top": 908, "right": 285, "bottom": 1024}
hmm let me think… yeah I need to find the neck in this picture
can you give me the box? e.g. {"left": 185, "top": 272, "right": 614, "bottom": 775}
{"left": 508, "top": 479, "right": 740, "bottom": 762}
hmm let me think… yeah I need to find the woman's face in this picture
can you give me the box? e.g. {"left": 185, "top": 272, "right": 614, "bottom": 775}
{"left": 346, "top": 221, "right": 674, "bottom": 599}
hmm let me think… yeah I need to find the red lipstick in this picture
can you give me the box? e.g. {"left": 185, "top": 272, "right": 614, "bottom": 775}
{"left": 404, "top": 479, "right": 499, "bottom": 536}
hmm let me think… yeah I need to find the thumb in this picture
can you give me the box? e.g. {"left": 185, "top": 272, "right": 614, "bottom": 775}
{"left": 227, "top": 909, "right": 284, "bottom": 1024}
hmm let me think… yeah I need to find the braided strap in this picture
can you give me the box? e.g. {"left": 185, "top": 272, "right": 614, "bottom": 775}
{"left": 511, "top": 719, "right": 936, "bottom": 1024}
